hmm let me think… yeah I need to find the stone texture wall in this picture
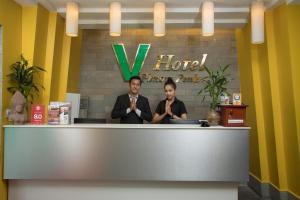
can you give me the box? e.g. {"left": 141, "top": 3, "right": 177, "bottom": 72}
{"left": 79, "top": 28, "right": 240, "bottom": 122}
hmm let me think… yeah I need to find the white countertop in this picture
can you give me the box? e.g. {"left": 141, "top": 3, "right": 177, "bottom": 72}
{"left": 3, "top": 123, "right": 250, "bottom": 130}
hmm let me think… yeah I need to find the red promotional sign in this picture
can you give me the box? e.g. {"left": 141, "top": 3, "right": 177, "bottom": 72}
{"left": 31, "top": 105, "right": 45, "bottom": 124}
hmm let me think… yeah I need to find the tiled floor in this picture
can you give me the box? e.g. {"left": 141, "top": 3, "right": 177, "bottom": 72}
{"left": 239, "top": 186, "right": 263, "bottom": 200}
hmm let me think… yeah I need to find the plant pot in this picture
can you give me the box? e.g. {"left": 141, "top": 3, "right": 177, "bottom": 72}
{"left": 207, "top": 109, "right": 220, "bottom": 126}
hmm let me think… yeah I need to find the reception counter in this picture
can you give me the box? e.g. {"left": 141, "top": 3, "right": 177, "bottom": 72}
{"left": 3, "top": 124, "right": 250, "bottom": 200}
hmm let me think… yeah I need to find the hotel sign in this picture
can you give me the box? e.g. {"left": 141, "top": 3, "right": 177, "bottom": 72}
{"left": 112, "top": 43, "right": 207, "bottom": 83}
{"left": 112, "top": 43, "right": 151, "bottom": 81}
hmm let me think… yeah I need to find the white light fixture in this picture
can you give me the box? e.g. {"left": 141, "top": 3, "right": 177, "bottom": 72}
{"left": 202, "top": 1, "right": 214, "bottom": 36}
{"left": 251, "top": 1, "right": 265, "bottom": 44}
{"left": 110, "top": 2, "right": 121, "bottom": 37}
{"left": 66, "top": 2, "right": 79, "bottom": 37}
{"left": 154, "top": 2, "right": 166, "bottom": 37}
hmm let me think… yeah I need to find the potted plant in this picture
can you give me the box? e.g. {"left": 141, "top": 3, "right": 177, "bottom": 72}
{"left": 198, "top": 65, "right": 231, "bottom": 125}
{"left": 6, "top": 55, "right": 46, "bottom": 124}
{"left": 7, "top": 55, "right": 46, "bottom": 103}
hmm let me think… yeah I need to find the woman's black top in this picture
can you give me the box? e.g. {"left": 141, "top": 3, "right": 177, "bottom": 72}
{"left": 155, "top": 98, "right": 187, "bottom": 124}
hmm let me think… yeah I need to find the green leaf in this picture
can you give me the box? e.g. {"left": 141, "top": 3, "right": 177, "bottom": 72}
{"left": 222, "top": 64, "right": 230, "bottom": 72}
{"left": 6, "top": 54, "right": 46, "bottom": 102}
{"left": 198, "top": 64, "right": 232, "bottom": 109}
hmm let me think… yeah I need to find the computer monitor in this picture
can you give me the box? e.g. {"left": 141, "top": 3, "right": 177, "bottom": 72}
{"left": 169, "top": 119, "right": 200, "bottom": 124}
{"left": 74, "top": 118, "right": 106, "bottom": 124}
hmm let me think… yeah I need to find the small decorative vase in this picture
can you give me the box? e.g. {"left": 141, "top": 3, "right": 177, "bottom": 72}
{"left": 207, "top": 109, "right": 220, "bottom": 126}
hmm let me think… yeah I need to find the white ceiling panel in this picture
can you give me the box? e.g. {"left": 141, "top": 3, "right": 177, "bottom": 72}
{"left": 15, "top": 0, "right": 285, "bottom": 29}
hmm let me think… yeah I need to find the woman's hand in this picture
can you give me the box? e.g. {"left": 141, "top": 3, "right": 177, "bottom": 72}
{"left": 164, "top": 101, "right": 169, "bottom": 115}
{"left": 166, "top": 107, "right": 173, "bottom": 116}
{"left": 165, "top": 100, "right": 173, "bottom": 116}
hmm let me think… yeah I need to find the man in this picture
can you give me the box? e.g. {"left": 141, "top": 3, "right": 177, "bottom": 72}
{"left": 111, "top": 76, "right": 152, "bottom": 124}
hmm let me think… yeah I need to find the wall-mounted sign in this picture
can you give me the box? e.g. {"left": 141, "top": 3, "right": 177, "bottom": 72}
{"left": 112, "top": 43, "right": 208, "bottom": 83}
{"left": 112, "top": 43, "right": 151, "bottom": 81}
{"left": 142, "top": 54, "right": 208, "bottom": 83}
{"left": 153, "top": 54, "right": 207, "bottom": 71}
{"left": 141, "top": 73, "right": 202, "bottom": 83}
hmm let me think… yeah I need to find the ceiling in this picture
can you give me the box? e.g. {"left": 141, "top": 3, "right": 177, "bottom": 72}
{"left": 15, "top": 0, "right": 297, "bottom": 29}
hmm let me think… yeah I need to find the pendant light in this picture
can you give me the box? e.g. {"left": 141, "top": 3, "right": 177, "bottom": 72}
{"left": 154, "top": 2, "right": 166, "bottom": 37}
{"left": 251, "top": 1, "right": 265, "bottom": 44}
{"left": 66, "top": 2, "right": 79, "bottom": 37}
{"left": 110, "top": 2, "right": 122, "bottom": 36}
{"left": 202, "top": 1, "right": 214, "bottom": 36}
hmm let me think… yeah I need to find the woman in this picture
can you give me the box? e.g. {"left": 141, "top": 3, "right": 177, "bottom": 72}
{"left": 152, "top": 77, "right": 187, "bottom": 124}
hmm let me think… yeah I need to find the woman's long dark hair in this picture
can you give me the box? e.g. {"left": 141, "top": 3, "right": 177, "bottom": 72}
{"left": 164, "top": 77, "right": 177, "bottom": 90}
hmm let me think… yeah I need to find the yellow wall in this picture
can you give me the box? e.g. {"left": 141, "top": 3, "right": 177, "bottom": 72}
{"left": 22, "top": 6, "right": 37, "bottom": 63}
{"left": 33, "top": 4, "right": 49, "bottom": 105}
{"left": 67, "top": 29, "right": 82, "bottom": 93}
{"left": 1, "top": 3, "right": 82, "bottom": 199}
{"left": 57, "top": 24, "right": 71, "bottom": 101}
{"left": 20, "top": 4, "right": 83, "bottom": 104}
{"left": 286, "top": 5, "right": 300, "bottom": 175}
{"left": 41, "top": 12, "right": 57, "bottom": 107}
{"left": 236, "top": 24, "right": 262, "bottom": 180}
{"left": 236, "top": 4, "right": 300, "bottom": 198}
{"left": 50, "top": 14, "right": 71, "bottom": 101}
{"left": 0, "top": 0, "right": 22, "bottom": 199}
{"left": 236, "top": 22, "right": 279, "bottom": 187}
{"left": 22, "top": 4, "right": 50, "bottom": 105}
{"left": 49, "top": 14, "right": 63, "bottom": 101}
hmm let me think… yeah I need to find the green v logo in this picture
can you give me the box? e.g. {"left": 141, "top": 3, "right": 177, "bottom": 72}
{"left": 112, "top": 43, "right": 151, "bottom": 81}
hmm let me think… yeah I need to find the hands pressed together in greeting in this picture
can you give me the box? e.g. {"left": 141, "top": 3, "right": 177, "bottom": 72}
{"left": 165, "top": 100, "right": 174, "bottom": 117}
{"left": 130, "top": 98, "right": 137, "bottom": 111}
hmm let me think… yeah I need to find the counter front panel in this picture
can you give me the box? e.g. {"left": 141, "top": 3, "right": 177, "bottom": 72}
{"left": 4, "top": 125, "right": 249, "bottom": 182}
